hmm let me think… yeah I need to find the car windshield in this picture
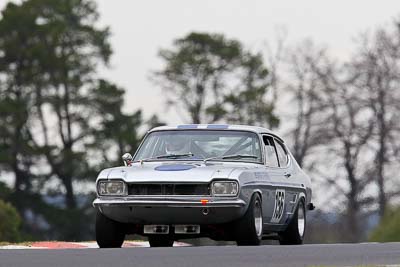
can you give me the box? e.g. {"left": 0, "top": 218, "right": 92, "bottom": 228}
{"left": 134, "top": 130, "right": 262, "bottom": 163}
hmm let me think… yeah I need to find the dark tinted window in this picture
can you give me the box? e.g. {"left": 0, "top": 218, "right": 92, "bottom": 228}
{"left": 262, "top": 136, "right": 279, "bottom": 167}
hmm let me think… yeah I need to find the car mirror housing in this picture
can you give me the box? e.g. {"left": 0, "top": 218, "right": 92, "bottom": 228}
{"left": 122, "top": 153, "right": 133, "bottom": 166}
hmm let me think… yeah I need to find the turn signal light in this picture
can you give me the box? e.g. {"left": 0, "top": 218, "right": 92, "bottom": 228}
{"left": 200, "top": 199, "right": 209, "bottom": 205}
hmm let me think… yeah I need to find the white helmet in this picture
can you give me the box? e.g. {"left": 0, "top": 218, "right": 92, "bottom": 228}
{"left": 165, "top": 135, "right": 189, "bottom": 154}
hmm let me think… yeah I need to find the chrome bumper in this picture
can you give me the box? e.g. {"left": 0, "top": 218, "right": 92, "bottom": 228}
{"left": 93, "top": 196, "right": 246, "bottom": 208}
{"left": 93, "top": 196, "right": 247, "bottom": 224}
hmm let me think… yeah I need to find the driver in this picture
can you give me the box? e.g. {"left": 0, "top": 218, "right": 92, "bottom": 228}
{"left": 165, "top": 135, "right": 190, "bottom": 155}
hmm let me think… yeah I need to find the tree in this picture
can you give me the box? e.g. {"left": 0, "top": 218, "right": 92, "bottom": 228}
{"left": 0, "top": 0, "right": 110, "bottom": 209}
{"left": 349, "top": 24, "right": 400, "bottom": 217}
{"left": 0, "top": 199, "right": 21, "bottom": 242}
{"left": 146, "top": 114, "right": 165, "bottom": 129}
{"left": 287, "top": 23, "right": 400, "bottom": 240}
{"left": 25, "top": 0, "right": 112, "bottom": 209}
{"left": 323, "top": 74, "right": 375, "bottom": 241}
{"left": 90, "top": 79, "right": 143, "bottom": 165}
{"left": 0, "top": 2, "right": 41, "bottom": 194}
{"left": 154, "top": 32, "right": 278, "bottom": 128}
{"left": 282, "top": 40, "right": 331, "bottom": 167}
{"left": 223, "top": 51, "right": 278, "bottom": 127}
{"left": 274, "top": 39, "right": 376, "bottom": 241}
{"left": 0, "top": 0, "right": 145, "bottom": 240}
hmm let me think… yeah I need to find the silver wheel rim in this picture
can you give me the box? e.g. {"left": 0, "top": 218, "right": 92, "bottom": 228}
{"left": 297, "top": 204, "right": 305, "bottom": 237}
{"left": 254, "top": 200, "right": 262, "bottom": 237}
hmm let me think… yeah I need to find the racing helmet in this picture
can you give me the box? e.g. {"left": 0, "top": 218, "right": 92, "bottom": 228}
{"left": 165, "top": 135, "right": 189, "bottom": 154}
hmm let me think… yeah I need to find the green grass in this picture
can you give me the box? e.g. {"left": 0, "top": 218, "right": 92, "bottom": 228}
{"left": 369, "top": 207, "right": 400, "bottom": 242}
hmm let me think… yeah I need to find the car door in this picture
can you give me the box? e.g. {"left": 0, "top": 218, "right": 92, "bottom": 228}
{"left": 261, "top": 135, "right": 284, "bottom": 224}
{"left": 273, "top": 138, "right": 300, "bottom": 223}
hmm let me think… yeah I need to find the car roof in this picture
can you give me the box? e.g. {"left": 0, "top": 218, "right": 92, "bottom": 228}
{"left": 149, "top": 124, "right": 275, "bottom": 135}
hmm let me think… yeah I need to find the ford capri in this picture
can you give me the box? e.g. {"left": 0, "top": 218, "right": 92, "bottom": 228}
{"left": 93, "top": 124, "right": 314, "bottom": 247}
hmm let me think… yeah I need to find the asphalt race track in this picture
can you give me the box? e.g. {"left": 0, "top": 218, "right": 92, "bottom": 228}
{"left": 1, "top": 243, "right": 400, "bottom": 267}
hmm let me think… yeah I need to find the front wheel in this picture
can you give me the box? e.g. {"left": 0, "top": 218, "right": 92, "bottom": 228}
{"left": 235, "top": 194, "right": 263, "bottom": 246}
{"left": 279, "top": 199, "right": 306, "bottom": 245}
{"left": 148, "top": 235, "right": 174, "bottom": 247}
{"left": 96, "top": 210, "right": 125, "bottom": 248}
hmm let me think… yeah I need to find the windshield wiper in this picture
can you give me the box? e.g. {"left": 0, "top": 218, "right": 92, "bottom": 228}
{"left": 135, "top": 153, "right": 194, "bottom": 163}
{"left": 156, "top": 153, "right": 194, "bottom": 159}
{"left": 203, "top": 154, "right": 258, "bottom": 163}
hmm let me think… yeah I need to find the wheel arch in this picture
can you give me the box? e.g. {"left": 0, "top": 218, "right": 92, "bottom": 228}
{"left": 298, "top": 192, "right": 306, "bottom": 204}
{"left": 242, "top": 190, "right": 262, "bottom": 214}
{"left": 252, "top": 189, "right": 263, "bottom": 201}
{"left": 295, "top": 192, "right": 307, "bottom": 213}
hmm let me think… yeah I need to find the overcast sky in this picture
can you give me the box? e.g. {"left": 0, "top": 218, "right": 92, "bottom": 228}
{"left": 93, "top": 0, "right": 400, "bottom": 124}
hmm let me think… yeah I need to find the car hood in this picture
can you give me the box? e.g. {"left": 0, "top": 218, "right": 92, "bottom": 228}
{"left": 97, "top": 161, "right": 258, "bottom": 183}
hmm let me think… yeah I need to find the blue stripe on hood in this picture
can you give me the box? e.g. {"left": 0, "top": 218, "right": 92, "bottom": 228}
{"left": 155, "top": 164, "right": 196, "bottom": 171}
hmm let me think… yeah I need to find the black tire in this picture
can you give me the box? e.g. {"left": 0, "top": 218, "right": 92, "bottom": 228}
{"left": 148, "top": 235, "right": 174, "bottom": 247}
{"left": 235, "top": 194, "right": 263, "bottom": 246}
{"left": 279, "top": 199, "right": 306, "bottom": 245}
{"left": 96, "top": 210, "right": 125, "bottom": 248}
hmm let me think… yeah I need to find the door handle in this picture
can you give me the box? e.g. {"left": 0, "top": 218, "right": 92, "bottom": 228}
{"left": 284, "top": 173, "right": 291, "bottom": 178}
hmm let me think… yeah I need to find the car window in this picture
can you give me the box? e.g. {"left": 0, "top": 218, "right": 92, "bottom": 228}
{"left": 194, "top": 135, "right": 257, "bottom": 156}
{"left": 134, "top": 130, "right": 262, "bottom": 163}
{"left": 274, "top": 139, "right": 288, "bottom": 167}
{"left": 262, "top": 136, "right": 279, "bottom": 167}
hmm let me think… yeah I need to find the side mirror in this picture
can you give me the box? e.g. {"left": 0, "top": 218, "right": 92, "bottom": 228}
{"left": 122, "top": 153, "right": 133, "bottom": 166}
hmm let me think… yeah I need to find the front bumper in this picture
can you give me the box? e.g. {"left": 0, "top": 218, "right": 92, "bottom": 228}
{"left": 93, "top": 196, "right": 247, "bottom": 224}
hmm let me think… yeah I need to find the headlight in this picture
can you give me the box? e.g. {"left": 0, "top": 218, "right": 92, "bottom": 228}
{"left": 97, "top": 180, "right": 127, "bottom": 196}
{"left": 212, "top": 181, "right": 238, "bottom": 196}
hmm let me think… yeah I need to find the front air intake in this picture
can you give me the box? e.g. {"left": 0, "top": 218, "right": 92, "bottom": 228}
{"left": 128, "top": 183, "right": 210, "bottom": 196}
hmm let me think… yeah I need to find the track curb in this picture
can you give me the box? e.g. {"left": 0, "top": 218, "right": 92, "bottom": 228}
{"left": 0, "top": 241, "right": 190, "bottom": 249}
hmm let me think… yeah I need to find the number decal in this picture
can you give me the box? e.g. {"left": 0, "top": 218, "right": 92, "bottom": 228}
{"left": 271, "top": 189, "right": 285, "bottom": 223}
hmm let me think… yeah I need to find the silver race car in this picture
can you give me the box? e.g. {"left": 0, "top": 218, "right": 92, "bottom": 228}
{"left": 93, "top": 124, "right": 314, "bottom": 247}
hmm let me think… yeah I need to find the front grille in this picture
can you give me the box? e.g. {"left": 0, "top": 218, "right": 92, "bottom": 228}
{"left": 128, "top": 183, "right": 210, "bottom": 196}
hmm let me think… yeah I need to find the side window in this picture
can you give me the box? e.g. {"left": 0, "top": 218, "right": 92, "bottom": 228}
{"left": 262, "top": 136, "right": 279, "bottom": 167}
{"left": 275, "top": 139, "right": 288, "bottom": 167}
